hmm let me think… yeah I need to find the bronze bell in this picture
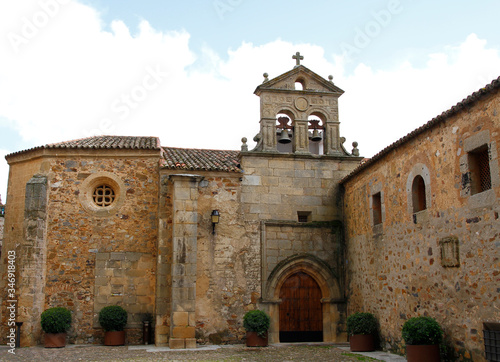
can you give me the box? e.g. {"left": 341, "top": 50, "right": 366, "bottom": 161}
{"left": 311, "top": 129, "right": 322, "bottom": 142}
{"left": 278, "top": 129, "right": 292, "bottom": 144}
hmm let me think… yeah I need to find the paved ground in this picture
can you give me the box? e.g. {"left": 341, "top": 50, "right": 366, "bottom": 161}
{"left": 0, "top": 343, "right": 406, "bottom": 362}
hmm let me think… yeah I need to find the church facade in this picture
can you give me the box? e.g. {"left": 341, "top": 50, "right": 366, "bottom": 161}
{"left": 1, "top": 59, "right": 499, "bottom": 360}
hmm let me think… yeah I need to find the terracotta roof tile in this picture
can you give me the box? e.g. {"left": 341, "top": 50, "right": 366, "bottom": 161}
{"left": 162, "top": 147, "right": 241, "bottom": 173}
{"left": 6, "top": 136, "right": 160, "bottom": 158}
{"left": 47, "top": 136, "right": 160, "bottom": 149}
{"left": 341, "top": 75, "right": 500, "bottom": 183}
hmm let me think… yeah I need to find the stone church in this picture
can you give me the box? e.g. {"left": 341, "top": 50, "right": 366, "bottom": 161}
{"left": 1, "top": 56, "right": 499, "bottom": 361}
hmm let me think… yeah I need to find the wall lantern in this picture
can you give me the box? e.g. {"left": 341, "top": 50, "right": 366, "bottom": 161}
{"left": 211, "top": 210, "right": 220, "bottom": 234}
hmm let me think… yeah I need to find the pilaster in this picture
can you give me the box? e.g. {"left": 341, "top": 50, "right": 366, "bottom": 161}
{"left": 168, "top": 174, "right": 203, "bottom": 349}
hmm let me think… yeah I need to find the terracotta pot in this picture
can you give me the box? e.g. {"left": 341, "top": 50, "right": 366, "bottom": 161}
{"left": 406, "top": 344, "right": 440, "bottom": 362}
{"left": 104, "top": 330, "right": 126, "bottom": 346}
{"left": 44, "top": 332, "right": 66, "bottom": 348}
{"left": 246, "top": 331, "right": 268, "bottom": 347}
{"left": 349, "top": 334, "right": 375, "bottom": 352}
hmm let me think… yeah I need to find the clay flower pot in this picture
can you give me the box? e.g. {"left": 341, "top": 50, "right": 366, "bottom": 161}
{"left": 104, "top": 330, "right": 126, "bottom": 346}
{"left": 349, "top": 333, "right": 375, "bottom": 352}
{"left": 406, "top": 344, "right": 440, "bottom": 362}
{"left": 44, "top": 332, "right": 67, "bottom": 348}
{"left": 246, "top": 331, "right": 268, "bottom": 347}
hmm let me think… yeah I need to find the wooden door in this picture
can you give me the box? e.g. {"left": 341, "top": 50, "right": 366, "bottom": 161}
{"left": 279, "top": 272, "right": 323, "bottom": 342}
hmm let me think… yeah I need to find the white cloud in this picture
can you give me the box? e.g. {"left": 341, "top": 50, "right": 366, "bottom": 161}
{"left": 338, "top": 33, "right": 500, "bottom": 157}
{"left": 0, "top": 2, "right": 500, "bottom": 202}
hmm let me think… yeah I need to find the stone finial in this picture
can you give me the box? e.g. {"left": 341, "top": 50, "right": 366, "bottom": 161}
{"left": 263, "top": 73, "right": 269, "bottom": 83}
{"left": 241, "top": 137, "right": 248, "bottom": 152}
{"left": 352, "top": 141, "right": 359, "bottom": 156}
{"left": 328, "top": 75, "right": 334, "bottom": 83}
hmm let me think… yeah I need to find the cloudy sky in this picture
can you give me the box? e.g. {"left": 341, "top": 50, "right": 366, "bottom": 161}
{"left": 1, "top": 0, "right": 500, "bottom": 201}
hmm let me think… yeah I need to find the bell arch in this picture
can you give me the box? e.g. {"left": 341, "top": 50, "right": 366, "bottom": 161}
{"left": 276, "top": 109, "right": 297, "bottom": 153}
{"left": 262, "top": 254, "right": 345, "bottom": 343}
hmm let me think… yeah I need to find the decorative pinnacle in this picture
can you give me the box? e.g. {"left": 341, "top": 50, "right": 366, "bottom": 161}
{"left": 263, "top": 73, "right": 269, "bottom": 83}
{"left": 241, "top": 137, "right": 248, "bottom": 152}
{"left": 328, "top": 75, "right": 333, "bottom": 82}
{"left": 292, "top": 52, "right": 303, "bottom": 67}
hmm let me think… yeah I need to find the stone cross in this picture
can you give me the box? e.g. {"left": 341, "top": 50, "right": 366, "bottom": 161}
{"left": 292, "top": 52, "right": 303, "bottom": 66}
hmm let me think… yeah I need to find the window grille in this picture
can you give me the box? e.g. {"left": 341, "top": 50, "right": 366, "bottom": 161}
{"left": 470, "top": 147, "right": 491, "bottom": 194}
{"left": 92, "top": 185, "right": 116, "bottom": 207}
{"left": 477, "top": 149, "right": 492, "bottom": 192}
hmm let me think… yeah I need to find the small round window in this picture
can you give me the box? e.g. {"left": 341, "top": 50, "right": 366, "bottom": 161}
{"left": 79, "top": 172, "right": 125, "bottom": 217}
{"left": 92, "top": 184, "right": 116, "bottom": 207}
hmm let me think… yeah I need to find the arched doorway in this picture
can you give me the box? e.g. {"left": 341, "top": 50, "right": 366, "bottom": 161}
{"left": 279, "top": 271, "right": 323, "bottom": 342}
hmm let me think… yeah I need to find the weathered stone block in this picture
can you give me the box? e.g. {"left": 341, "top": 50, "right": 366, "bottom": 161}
{"left": 172, "top": 311, "right": 189, "bottom": 326}
{"left": 169, "top": 338, "right": 185, "bottom": 349}
{"left": 185, "top": 338, "right": 197, "bottom": 349}
{"left": 172, "top": 326, "right": 195, "bottom": 339}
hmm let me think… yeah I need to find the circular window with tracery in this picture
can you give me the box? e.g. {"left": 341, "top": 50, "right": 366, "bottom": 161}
{"left": 79, "top": 172, "right": 125, "bottom": 217}
{"left": 92, "top": 184, "right": 116, "bottom": 207}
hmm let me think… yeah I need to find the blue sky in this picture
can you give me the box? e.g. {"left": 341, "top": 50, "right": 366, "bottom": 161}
{"left": 1, "top": 0, "right": 500, "bottom": 201}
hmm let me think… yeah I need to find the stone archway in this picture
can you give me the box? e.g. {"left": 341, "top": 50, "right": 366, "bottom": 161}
{"left": 262, "top": 254, "right": 345, "bottom": 344}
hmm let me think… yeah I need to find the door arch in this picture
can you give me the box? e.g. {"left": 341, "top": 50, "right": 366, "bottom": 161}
{"left": 262, "top": 254, "right": 344, "bottom": 344}
{"left": 279, "top": 271, "right": 323, "bottom": 342}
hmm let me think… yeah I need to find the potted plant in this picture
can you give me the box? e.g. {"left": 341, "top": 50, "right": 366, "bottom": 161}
{"left": 40, "top": 307, "right": 72, "bottom": 348}
{"left": 99, "top": 305, "right": 128, "bottom": 346}
{"left": 243, "top": 310, "right": 270, "bottom": 347}
{"left": 402, "top": 316, "right": 443, "bottom": 362}
{"left": 346, "top": 312, "right": 377, "bottom": 352}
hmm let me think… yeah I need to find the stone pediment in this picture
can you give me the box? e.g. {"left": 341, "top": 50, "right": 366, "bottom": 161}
{"left": 254, "top": 65, "right": 344, "bottom": 96}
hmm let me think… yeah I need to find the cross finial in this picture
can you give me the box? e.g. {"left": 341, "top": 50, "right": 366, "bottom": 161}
{"left": 292, "top": 52, "right": 303, "bottom": 67}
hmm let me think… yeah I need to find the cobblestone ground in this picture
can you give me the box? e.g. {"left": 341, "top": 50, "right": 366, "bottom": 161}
{"left": 0, "top": 344, "right": 380, "bottom": 362}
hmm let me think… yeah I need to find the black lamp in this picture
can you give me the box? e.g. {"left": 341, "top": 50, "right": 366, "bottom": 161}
{"left": 211, "top": 210, "right": 220, "bottom": 234}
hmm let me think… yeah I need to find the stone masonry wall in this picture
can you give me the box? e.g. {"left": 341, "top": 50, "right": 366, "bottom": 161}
{"left": 240, "top": 153, "right": 360, "bottom": 222}
{"left": 0, "top": 216, "right": 3, "bottom": 249}
{"left": 0, "top": 156, "right": 45, "bottom": 346}
{"left": 1, "top": 150, "right": 159, "bottom": 346}
{"left": 240, "top": 152, "right": 361, "bottom": 343}
{"left": 158, "top": 171, "right": 259, "bottom": 345}
{"left": 342, "top": 90, "right": 500, "bottom": 361}
{"left": 45, "top": 153, "right": 159, "bottom": 345}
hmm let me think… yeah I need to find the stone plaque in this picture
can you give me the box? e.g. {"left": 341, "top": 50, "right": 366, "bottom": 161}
{"left": 440, "top": 236, "right": 460, "bottom": 267}
{"left": 294, "top": 97, "right": 308, "bottom": 111}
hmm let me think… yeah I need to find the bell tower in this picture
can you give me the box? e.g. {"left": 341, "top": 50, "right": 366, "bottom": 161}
{"left": 251, "top": 53, "right": 355, "bottom": 156}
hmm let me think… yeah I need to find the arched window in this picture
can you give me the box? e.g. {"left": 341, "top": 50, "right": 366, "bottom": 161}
{"left": 412, "top": 175, "right": 426, "bottom": 213}
{"left": 294, "top": 78, "right": 305, "bottom": 90}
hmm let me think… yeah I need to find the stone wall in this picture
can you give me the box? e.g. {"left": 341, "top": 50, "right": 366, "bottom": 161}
{"left": 0, "top": 156, "right": 45, "bottom": 345}
{"left": 342, "top": 90, "right": 500, "bottom": 361}
{"left": 0, "top": 216, "right": 3, "bottom": 249}
{"left": 1, "top": 149, "right": 160, "bottom": 346}
{"left": 240, "top": 152, "right": 361, "bottom": 343}
{"left": 157, "top": 171, "right": 258, "bottom": 346}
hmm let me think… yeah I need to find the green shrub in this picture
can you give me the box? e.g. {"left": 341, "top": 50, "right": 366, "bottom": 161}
{"left": 402, "top": 316, "right": 443, "bottom": 345}
{"left": 99, "top": 306, "right": 128, "bottom": 332}
{"left": 41, "top": 307, "right": 72, "bottom": 334}
{"left": 346, "top": 312, "right": 377, "bottom": 335}
{"left": 243, "top": 310, "right": 270, "bottom": 337}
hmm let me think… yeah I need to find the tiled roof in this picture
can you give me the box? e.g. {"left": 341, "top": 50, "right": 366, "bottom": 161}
{"left": 6, "top": 136, "right": 160, "bottom": 158}
{"left": 162, "top": 147, "right": 241, "bottom": 173}
{"left": 341, "top": 75, "right": 500, "bottom": 183}
{"left": 47, "top": 136, "right": 160, "bottom": 149}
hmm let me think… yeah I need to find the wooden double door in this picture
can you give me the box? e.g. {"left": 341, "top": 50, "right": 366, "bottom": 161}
{"left": 279, "top": 271, "right": 323, "bottom": 342}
